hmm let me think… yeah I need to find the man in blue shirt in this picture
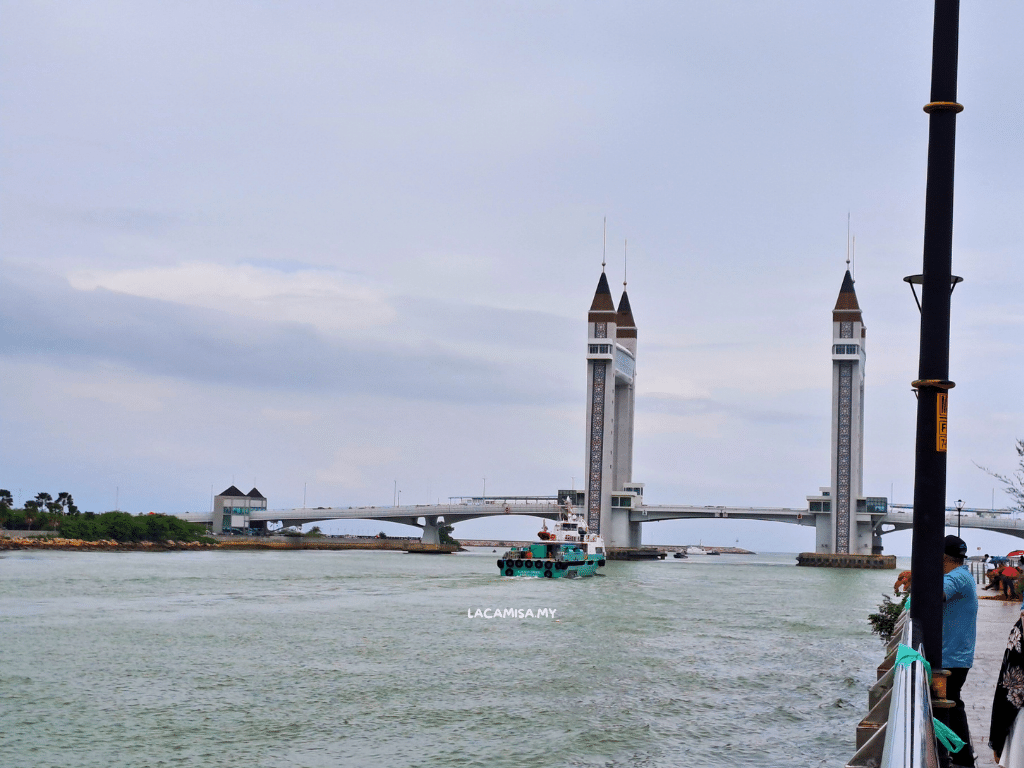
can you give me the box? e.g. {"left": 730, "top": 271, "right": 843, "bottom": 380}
{"left": 942, "top": 534, "right": 978, "bottom": 767}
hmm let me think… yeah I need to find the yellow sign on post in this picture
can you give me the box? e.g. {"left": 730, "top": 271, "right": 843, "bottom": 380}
{"left": 936, "top": 393, "right": 948, "bottom": 452}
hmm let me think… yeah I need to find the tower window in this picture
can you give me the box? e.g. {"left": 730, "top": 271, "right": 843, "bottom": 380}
{"left": 589, "top": 344, "right": 612, "bottom": 355}
{"left": 833, "top": 344, "right": 859, "bottom": 355}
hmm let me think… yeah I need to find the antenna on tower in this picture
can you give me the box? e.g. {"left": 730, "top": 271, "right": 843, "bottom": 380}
{"left": 623, "top": 239, "right": 628, "bottom": 287}
{"left": 602, "top": 217, "right": 607, "bottom": 271}
{"left": 846, "top": 212, "right": 851, "bottom": 269}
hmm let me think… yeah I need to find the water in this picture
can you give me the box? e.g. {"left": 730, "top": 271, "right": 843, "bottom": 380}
{"left": 0, "top": 548, "right": 903, "bottom": 768}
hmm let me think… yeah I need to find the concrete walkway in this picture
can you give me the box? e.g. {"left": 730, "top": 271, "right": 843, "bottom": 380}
{"left": 962, "top": 594, "right": 1022, "bottom": 768}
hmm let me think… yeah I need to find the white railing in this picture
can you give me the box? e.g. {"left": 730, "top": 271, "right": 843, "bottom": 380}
{"left": 847, "top": 611, "right": 943, "bottom": 768}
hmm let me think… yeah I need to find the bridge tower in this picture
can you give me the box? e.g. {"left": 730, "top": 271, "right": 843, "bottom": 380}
{"left": 807, "top": 270, "right": 878, "bottom": 554}
{"left": 583, "top": 270, "right": 640, "bottom": 548}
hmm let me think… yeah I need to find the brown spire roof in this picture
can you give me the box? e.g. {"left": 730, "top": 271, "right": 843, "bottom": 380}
{"left": 589, "top": 272, "right": 615, "bottom": 311}
{"left": 833, "top": 270, "right": 863, "bottom": 323}
{"left": 616, "top": 291, "right": 637, "bottom": 338}
{"left": 219, "top": 485, "right": 245, "bottom": 497}
{"left": 588, "top": 272, "right": 617, "bottom": 323}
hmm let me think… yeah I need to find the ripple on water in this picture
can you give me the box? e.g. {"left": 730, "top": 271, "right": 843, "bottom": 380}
{"left": 0, "top": 550, "right": 895, "bottom": 768}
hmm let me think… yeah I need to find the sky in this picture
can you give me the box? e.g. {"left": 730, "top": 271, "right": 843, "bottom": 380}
{"left": 2, "top": 2, "right": 1022, "bottom": 556}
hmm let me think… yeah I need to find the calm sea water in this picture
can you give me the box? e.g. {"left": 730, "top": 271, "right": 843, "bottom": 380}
{"left": 0, "top": 548, "right": 904, "bottom": 768}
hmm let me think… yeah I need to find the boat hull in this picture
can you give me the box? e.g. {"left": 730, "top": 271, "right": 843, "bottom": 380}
{"left": 496, "top": 557, "right": 603, "bottom": 578}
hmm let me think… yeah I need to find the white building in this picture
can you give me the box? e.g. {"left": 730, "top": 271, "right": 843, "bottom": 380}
{"left": 213, "top": 486, "right": 267, "bottom": 532}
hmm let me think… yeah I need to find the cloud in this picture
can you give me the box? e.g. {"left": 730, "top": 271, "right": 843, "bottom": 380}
{"left": 638, "top": 391, "right": 815, "bottom": 426}
{"left": 0, "top": 266, "right": 573, "bottom": 407}
{"left": 314, "top": 444, "right": 405, "bottom": 489}
{"left": 68, "top": 262, "right": 397, "bottom": 333}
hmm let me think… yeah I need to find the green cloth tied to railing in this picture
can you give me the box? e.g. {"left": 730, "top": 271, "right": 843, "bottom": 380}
{"left": 894, "top": 643, "right": 932, "bottom": 683}
{"left": 893, "top": 644, "right": 965, "bottom": 754}
{"left": 932, "top": 717, "right": 965, "bottom": 753}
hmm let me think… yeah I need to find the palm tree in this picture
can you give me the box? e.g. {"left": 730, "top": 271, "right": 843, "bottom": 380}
{"left": 55, "top": 492, "right": 78, "bottom": 515}
{"left": 23, "top": 499, "right": 39, "bottom": 530}
{"left": 0, "top": 490, "right": 13, "bottom": 511}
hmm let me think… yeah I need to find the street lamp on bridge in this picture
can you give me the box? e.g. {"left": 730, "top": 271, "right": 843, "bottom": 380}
{"left": 955, "top": 498, "right": 964, "bottom": 537}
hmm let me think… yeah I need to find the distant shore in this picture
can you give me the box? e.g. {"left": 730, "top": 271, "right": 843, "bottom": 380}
{"left": 0, "top": 535, "right": 216, "bottom": 552}
{"left": 2, "top": 531, "right": 749, "bottom": 555}
{"left": 0, "top": 532, "right": 457, "bottom": 553}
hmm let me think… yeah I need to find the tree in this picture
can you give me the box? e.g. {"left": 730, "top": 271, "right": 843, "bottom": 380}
{"left": 977, "top": 439, "right": 1024, "bottom": 514}
{"left": 0, "top": 490, "right": 13, "bottom": 511}
{"left": 23, "top": 499, "right": 40, "bottom": 529}
{"left": 55, "top": 492, "right": 78, "bottom": 516}
{"left": 439, "top": 523, "right": 459, "bottom": 547}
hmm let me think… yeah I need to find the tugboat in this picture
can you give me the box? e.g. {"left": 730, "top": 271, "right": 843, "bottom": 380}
{"left": 496, "top": 499, "right": 606, "bottom": 578}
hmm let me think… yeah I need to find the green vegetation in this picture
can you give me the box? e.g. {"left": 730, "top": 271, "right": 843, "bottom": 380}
{"left": 1, "top": 489, "right": 210, "bottom": 543}
{"left": 59, "top": 511, "right": 211, "bottom": 543}
{"left": 304, "top": 526, "right": 323, "bottom": 537}
{"left": 868, "top": 593, "right": 908, "bottom": 643}
{"left": 439, "top": 523, "right": 460, "bottom": 547}
{"left": 0, "top": 489, "right": 78, "bottom": 532}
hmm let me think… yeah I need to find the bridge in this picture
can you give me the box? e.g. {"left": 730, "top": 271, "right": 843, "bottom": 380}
{"left": 181, "top": 497, "right": 565, "bottom": 545}
{"left": 182, "top": 267, "right": 1018, "bottom": 554}
{"left": 179, "top": 498, "right": 1022, "bottom": 544}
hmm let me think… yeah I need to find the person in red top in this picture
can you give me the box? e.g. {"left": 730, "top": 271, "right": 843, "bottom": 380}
{"left": 1002, "top": 564, "right": 1021, "bottom": 599}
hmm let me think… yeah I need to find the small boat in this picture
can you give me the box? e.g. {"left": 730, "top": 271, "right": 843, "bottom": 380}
{"left": 497, "top": 500, "right": 606, "bottom": 578}
{"left": 686, "top": 542, "right": 719, "bottom": 556}
{"left": 673, "top": 551, "right": 688, "bottom": 559}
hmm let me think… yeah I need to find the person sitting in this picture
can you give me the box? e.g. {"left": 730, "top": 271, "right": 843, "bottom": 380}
{"left": 986, "top": 566, "right": 1005, "bottom": 591}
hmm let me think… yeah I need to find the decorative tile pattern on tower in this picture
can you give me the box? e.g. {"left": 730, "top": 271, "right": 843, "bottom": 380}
{"left": 836, "top": 361, "right": 852, "bottom": 553}
{"left": 588, "top": 362, "right": 606, "bottom": 533}
{"left": 595, "top": 323, "right": 607, "bottom": 338}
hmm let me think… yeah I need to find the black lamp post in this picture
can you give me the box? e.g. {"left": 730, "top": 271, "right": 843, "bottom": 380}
{"left": 908, "top": 0, "right": 963, "bottom": 679}
{"left": 956, "top": 498, "right": 964, "bottom": 537}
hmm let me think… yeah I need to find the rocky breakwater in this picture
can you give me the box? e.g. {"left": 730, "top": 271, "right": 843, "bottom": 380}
{"left": 0, "top": 536, "right": 218, "bottom": 552}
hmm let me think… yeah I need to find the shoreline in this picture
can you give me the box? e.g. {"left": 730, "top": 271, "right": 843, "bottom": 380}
{"left": 3, "top": 531, "right": 755, "bottom": 555}
{"left": 0, "top": 533, "right": 458, "bottom": 553}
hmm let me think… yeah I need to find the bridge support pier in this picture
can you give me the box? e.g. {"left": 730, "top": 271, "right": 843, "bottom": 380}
{"left": 815, "top": 513, "right": 832, "bottom": 553}
{"left": 420, "top": 516, "right": 440, "bottom": 546}
{"left": 628, "top": 519, "right": 642, "bottom": 549}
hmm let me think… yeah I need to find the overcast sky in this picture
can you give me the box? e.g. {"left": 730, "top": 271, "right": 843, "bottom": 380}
{"left": 2, "top": 2, "right": 1022, "bottom": 555}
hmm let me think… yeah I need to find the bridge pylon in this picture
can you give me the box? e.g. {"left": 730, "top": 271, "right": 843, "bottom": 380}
{"left": 805, "top": 268, "right": 887, "bottom": 555}
{"left": 583, "top": 267, "right": 642, "bottom": 549}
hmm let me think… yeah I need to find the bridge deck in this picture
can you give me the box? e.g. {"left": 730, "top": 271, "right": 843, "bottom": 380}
{"left": 176, "top": 504, "right": 1024, "bottom": 540}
